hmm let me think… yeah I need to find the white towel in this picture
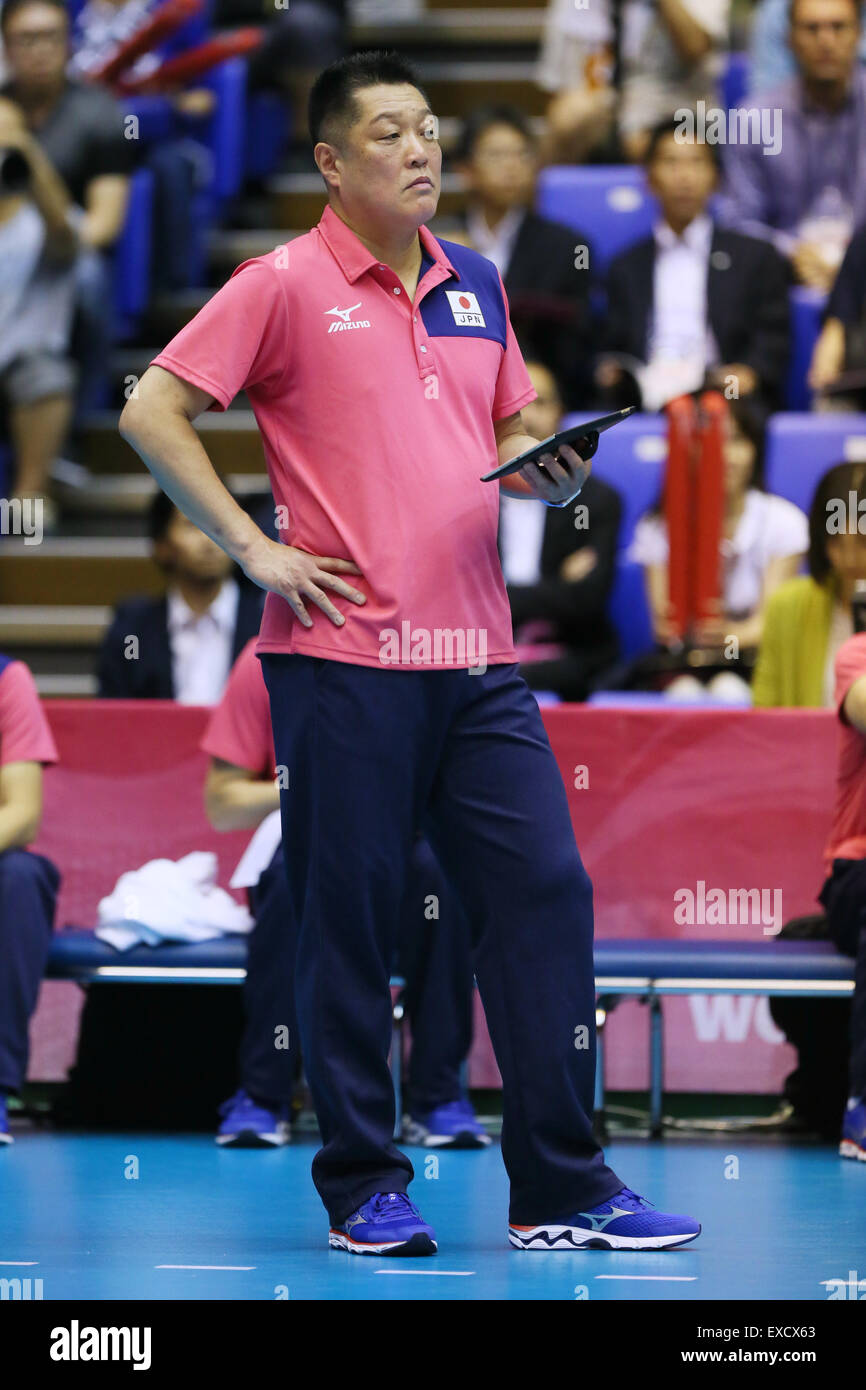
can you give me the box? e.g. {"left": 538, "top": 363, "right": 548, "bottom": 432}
{"left": 95, "top": 851, "right": 254, "bottom": 951}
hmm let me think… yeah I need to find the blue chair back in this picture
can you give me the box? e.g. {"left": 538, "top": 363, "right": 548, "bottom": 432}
{"left": 561, "top": 410, "right": 667, "bottom": 547}
{"left": 765, "top": 413, "right": 866, "bottom": 515}
{"left": 536, "top": 166, "right": 659, "bottom": 276}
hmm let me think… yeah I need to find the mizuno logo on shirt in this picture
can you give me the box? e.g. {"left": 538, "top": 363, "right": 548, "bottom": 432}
{"left": 325, "top": 302, "right": 371, "bottom": 332}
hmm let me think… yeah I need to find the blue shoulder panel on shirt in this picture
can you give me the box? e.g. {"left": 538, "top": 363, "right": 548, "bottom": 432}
{"left": 419, "top": 239, "right": 507, "bottom": 350}
{"left": 0, "top": 653, "right": 12, "bottom": 680}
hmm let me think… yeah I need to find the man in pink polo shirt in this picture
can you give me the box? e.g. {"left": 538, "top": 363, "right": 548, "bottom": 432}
{"left": 119, "top": 49, "right": 700, "bottom": 1254}
{"left": 0, "top": 652, "right": 60, "bottom": 1144}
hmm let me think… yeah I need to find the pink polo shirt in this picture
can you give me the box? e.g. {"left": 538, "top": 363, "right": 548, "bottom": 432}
{"left": 825, "top": 632, "right": 866, "bottom": 874}
{"left": 0, "top": 657, "right": 59, "bottom": 769}
{"left": 150, "top": 204, "right": 536, "bottom": 669}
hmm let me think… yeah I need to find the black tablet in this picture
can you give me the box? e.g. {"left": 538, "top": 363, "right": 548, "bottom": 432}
{"left": 480, "top": 407, "right": 636, "bottom": 482}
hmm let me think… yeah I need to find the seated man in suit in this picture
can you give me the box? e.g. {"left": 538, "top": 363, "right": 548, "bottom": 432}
{"left": 503, "top": 360, "right": 622, "bottom": 701}
{"left": 451, "top": 104, "right": 594, "bottom": 410}
{"left": 97, "top": 489, "right": 264, "bottom": 702}
{"left": 0, "top": 652, "right": 60, "bottom": 1144}
{"left": 202, "top": 639, "right": 489, "bottom": 1150}
{"left": 598, "top": 116, "right": 790, "bottom": 416}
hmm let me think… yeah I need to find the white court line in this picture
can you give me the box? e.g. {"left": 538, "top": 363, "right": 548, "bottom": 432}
{"left": 0, "top": 1261, "right": 38, "bottom": 1266}
{"left": 156, "top": 1264, "right": 256, "bottom": 1271}
{"left": 595, "top": 1275, "right": 697, "bottom": 1282}
{"left": 374, "top": 1269, "right": 476, "bottom": 1276}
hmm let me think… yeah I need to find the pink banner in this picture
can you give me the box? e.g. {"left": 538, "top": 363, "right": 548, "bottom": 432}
{"left": 28, "top": 704, "right": 839, "bottom": 1095}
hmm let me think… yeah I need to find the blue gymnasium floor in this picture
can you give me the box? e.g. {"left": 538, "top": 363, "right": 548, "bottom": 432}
{"left": 1, "top": 1132, "right": 864, "bottom": 1301}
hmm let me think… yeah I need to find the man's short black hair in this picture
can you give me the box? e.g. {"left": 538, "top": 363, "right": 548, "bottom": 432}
{"left": 809, "top": 460, "right": 866, "bottom": 582}
{"left": 148, "top": 489, "right": 179, "bottom": 546}
{"left": 0, "top": 0, "right": 68, "bottom": 32}
{"left": 308, "top": 49, "right": 430, "bottom": 151}
{"left": 454, "top": 104, "right": 535, "bottom": 165}
{"left": 644, "top": 115, "right": 723, "bottom": 173}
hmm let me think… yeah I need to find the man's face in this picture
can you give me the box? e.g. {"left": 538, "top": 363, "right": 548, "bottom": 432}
{"left": 2, "top": 2, "right": 69, "bottom": 91}
{"left": 647, "top": 135, "right": 717, "bottom": 226}
{"left": 790, "top": 0, "right": 860, "bottom": 85}
{"left": 461, "top": 122, "right": 536, "bottom": 213}
{"left": 156, "top": 511, "right": 233, "bottom": 584}
{"left": 319, "top": 83, "right": 442, "bottom": 232}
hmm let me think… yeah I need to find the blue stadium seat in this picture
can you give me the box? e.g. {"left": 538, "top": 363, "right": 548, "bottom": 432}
{"left": 785, "top": 287, "right": 827, "bottom": 411}
{"left": 765, "top": 412, "right": 866, "bottom": 514}
{"left": 606, "top": 556, "right": 655, "bottom": 659}
{"left": 535, "top": 166, "right": 659, "bottom": 276}
{"left": 199, "top": 55, "right": 248, "bottom": 202}
{"left": 111, "top": 166, "right": 155, "bottom": 340}
{"left": 560, "top": 410, "right": 666, "bottom": 547}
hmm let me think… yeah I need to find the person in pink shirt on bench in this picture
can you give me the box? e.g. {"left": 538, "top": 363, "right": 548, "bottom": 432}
{"left": 201, "top": 638, "right": 489, "bottom": 1150}
{"left": 0, "top": 651, "right": 60, "bottom": 1145}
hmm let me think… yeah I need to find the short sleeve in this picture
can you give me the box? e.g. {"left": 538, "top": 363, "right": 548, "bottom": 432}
{"left": 628, "top": 513, "right": 669, "bottom": 568}
{"left": 87, "top": 89, "right": 139, "bottom": 179}
{"left": 492, "top": 271, "right": 537, "bottom": 421}
{"left": 200, "top": 641, "right": 274, "bottom": 776}
{"left": 150, "top": 259, "right": 289, "bottom": 412}
{"left": 762, "top": 494, "right": 809, "bottom": 559}
{"left": 680, "top": 0, "right": 730, "bottom": 42}
{"left": 834, "top": 633, "right": 866, "bottom": 720}
{"left": 0, "top": 661, "right": 59, "bottom": 767}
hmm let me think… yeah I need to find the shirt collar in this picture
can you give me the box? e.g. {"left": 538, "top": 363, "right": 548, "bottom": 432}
{"left": 167, "top": 577, "right": 239, "bottom": 634}
{"left": 317, "top": 202, "right": 460, "bottom": 285}
{"left": 465, "top": 204, "right": 524, "bottom": 254}
{"left": 654, "top": 212, "right": 714, "bottom": 254}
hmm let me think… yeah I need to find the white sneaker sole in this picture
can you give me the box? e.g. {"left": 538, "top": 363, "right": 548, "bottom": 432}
{"left": 508, "top": 1223, "right": 700, "bottom": 1251}
{"left": 840, "top": 1139, "right": 866, "bottom": 1161}
{"left": 0, "top": 1132, "right": 13, "bottom": 1146}
{"left": 328, "top": 1230, "right": 437, "bottom": 1256}
{"left": 216, "top": 1124, "right": 291, "bottom": 1148}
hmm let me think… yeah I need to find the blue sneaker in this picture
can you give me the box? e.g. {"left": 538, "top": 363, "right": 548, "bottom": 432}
{"left": 0, "top": 1095, "right": 12, "bottom": 1145}
{"left": 402, "top": 1096, "right": 491, "bottom": 1149}
{"left": 329, "top": 1192, "right": 437, "bottom": 1256}
{"left": 216, "top": 1089, "right": 291, "bottom": 1148}
{"left": 509, "top": 1186, "right": 701, "bottom": 1251}
{"left": 840, "top": 1097, "right": 866, "bottom": 1162}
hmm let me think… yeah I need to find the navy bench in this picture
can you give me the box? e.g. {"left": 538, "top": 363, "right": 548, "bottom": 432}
{"left": 47, "top": 931, "right": 855, "bottom": 1137}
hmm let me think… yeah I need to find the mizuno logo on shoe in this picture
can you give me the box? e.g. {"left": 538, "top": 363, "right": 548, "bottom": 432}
{"left": 344, "top": 1213, "right": 367, "bottom": 1232}
{"left": 577, "top": 1206, "right": 633, "bottom": 1231}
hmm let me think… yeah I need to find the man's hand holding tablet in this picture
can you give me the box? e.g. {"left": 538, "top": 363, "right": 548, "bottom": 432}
{"left": 482, "top": 407, "right": 635, "bottom": 508}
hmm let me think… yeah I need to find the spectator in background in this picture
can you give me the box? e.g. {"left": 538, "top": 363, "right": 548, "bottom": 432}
{"left": 504, "top": 360, "right": 622, "bottom": 701}
{"left": 450, "top": 105, "right": 593, "bottom": 410}
{"left": 219, "top": 0, "right": 347, "bottom": 173}
{"left": 202, "top": 639, "right": 489, "bottom": 1151}
{"left": 724, "top": 0, "right": 866, "bottom": 292}
{"left": 753, "top": 461, "right": 866, "bottom": 706}
{"left": 537, "top": 0, "right": 731, "bottom": 165}
{"left": 598, "top": 117, "right": 790, "bottom": 415}
{"left": 0, "top": 0, "right": 136, "bottom": 417}
{"left": 0, "top": 651, "right": 60, "bottom": 1145}
{"left": 97, "top": 489, "right": 264, "bottom": 701}
{"left": 0, "top": 93, "right": 77, "bottom": 520}
{"left": 809, "top": 222, "right": 866, "bottom": 407}
{"left": 748, "top": 0, "right": 866, "bottom": 94}
{"left": 629, "top": 397, "right": 808, "bottom": 700}
{"left": 68, "top": 0, "right": 215, "bottom": 293}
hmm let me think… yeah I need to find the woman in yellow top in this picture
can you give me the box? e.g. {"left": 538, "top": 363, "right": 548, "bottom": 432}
{"left": 752, "top": 462, "right": 866, "bottom": 707}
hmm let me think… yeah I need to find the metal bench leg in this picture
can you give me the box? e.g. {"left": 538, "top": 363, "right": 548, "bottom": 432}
{"left": 391, "top": 992, "right": 405, "bottom": 1141}
{"left": 649, "top": 994, "right": 664, "bottom": 1138}
{"left": 594, "top": 1002, "right": 609, "bottom": 1142}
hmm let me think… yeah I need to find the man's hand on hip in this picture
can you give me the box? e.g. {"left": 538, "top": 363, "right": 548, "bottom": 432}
{"left": 241, "top": 536, "right": 366, "bottom": 628}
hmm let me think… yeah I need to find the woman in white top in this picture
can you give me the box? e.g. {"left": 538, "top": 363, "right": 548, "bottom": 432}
{"left": 628, "top": 397, "right": 809, "bottom": 698}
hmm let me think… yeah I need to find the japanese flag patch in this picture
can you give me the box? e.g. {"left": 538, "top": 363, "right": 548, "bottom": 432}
{"left": 445, "top": 289, "right": 486, "bottom": 327}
